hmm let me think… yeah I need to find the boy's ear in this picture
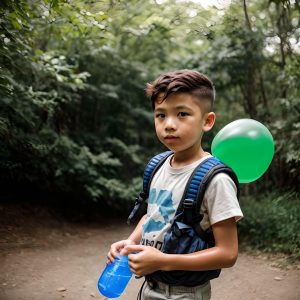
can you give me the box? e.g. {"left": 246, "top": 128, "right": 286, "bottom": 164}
{"left": 203, "top": 112, "right": 216, "bottom": 132}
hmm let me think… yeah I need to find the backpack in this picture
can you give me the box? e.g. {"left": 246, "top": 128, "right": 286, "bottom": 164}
{"left": 128, "top": 151, "right": 239, "bottom": 287}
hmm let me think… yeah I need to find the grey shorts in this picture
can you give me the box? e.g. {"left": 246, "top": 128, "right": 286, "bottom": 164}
{"left": 141, "top": 280, "right": 211, "bottom": 300}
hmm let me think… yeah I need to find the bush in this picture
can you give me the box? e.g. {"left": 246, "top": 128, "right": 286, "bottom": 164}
{"left": 238, "top": 191, "right": 300, "bottom": 260}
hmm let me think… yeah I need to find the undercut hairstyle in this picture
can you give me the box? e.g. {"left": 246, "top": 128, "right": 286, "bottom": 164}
{"left": 146, "top": 69, "right": 215, "bottom": 112}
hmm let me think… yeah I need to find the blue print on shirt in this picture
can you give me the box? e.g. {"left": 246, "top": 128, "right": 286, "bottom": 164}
{"left": 143, "top": 189, "right": 175, "bottom": 233}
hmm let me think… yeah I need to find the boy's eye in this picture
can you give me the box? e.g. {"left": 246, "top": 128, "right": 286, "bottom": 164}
{"left": 178, "top": 112, "right": 189, "bottom": 117}
{"left": 155, "top": 113, "right": 165, "bottom": 119}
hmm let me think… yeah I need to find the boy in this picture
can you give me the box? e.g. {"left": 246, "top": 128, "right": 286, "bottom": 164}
{"left": 107, "top": 70, "right": 243, "bottom": 299}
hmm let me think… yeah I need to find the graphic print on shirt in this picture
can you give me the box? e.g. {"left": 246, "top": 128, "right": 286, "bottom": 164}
{"left": 143, "top": 188, "right": 175, "bottom": 234}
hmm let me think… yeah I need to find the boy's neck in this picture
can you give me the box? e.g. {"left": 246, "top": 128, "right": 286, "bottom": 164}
{"left": 171, "top": 148, "right": 209, "bottom": 168}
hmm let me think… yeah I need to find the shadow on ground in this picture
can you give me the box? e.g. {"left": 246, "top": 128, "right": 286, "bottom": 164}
{"left": 0, "top": 202, "right": 299, "bottom": 300}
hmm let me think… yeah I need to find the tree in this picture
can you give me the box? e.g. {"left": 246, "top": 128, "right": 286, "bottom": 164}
{"left": 0, "top": 0, "right": 299, "bottom": 210}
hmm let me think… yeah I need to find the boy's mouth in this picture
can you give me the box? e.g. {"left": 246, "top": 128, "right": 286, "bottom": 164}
{"left": 164, "top": 135, "right": 179, "bottom": 140}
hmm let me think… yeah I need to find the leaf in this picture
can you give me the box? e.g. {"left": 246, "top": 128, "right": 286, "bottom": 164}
{"left": 50, "top": 0, "right": 59, "bottom": 10}
{"left": 10, "top": 12, "right": 22, "bottom": 30}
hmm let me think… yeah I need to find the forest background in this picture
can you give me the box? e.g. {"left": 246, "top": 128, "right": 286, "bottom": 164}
{"left": 0, "top": 0, "right": 299, "bottom": 260}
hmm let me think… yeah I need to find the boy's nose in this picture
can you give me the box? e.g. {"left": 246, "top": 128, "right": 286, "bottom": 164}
{"left": 165, "top": 117, "right": 177, "bottom": 131}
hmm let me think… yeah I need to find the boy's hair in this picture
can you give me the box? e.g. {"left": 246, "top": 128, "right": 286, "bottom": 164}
{"left": 146, "top": 69, "right": 215, "bottom": 112}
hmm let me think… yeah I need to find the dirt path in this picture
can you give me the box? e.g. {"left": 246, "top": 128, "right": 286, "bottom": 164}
{"left": 0, "top": 203, "right": 299, "bottom": 300}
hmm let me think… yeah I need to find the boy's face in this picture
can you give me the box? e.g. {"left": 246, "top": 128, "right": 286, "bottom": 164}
{"left": 154, "top": 92, "right": 215, "bottom": 154}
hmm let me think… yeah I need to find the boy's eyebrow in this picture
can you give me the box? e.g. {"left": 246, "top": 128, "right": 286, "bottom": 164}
{"left": 154, "top": 105, "right": 193, "bottom": 113}
{"left": 174, "top": 105, "right": 193, "bottom": 110}
{"left": 154, "top": 107, "right": 166, "bottom": 113}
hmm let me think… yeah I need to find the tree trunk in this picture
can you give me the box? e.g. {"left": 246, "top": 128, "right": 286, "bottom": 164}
{"left": 242, "top": 0, "right": 258, "bottom": 119}
{"left": 243, "top": 0, "right": 252, "bottom": 31}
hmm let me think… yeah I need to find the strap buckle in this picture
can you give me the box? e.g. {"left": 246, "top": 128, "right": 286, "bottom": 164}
{"left": 183, "top": 199, "right": 195, "bottom": 208}
{"left": 127, "top": 192, "right": 147, "bottom": 225}
{"left": 183, "top": 199, "right": 196, "bottom": 225}
{"left": 136, "top": 192, "right": 147, "bottom": 204}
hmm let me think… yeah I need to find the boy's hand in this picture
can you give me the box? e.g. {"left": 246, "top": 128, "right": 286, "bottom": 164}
{"left": 107, "top": 239, "right": 134, "bottom": 263}
{"left": 123, "top": 245, "right": 165, "bottom": 276}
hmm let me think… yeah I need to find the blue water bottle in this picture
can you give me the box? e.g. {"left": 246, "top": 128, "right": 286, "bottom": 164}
{"left": 98, "top": 255, "right": 132, "bottom": 298}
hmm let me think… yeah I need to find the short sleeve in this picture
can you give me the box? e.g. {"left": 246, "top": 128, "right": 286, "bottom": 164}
{"left": 200, "top": 173, "right": 243, "bottom": 230}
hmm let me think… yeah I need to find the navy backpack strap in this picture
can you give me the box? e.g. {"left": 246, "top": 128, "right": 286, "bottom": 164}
{"left": 177, "top": 156, "right": 239, "bottom": 236}
{"left": 127, "top": 151, "right": 173, "bottom": 224}
{"left": 196, "top": 160, "right": 240, "bottom": 212}
{"left": 175, "top": 157, "right": 216, "bottom": 230}
{"left": 143, "top": 151, "right": 173, "bottom": 196}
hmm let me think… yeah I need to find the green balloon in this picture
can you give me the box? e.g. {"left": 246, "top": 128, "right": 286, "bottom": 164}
{"left": 211, "top": 119, "right": 275, "bottom": 183}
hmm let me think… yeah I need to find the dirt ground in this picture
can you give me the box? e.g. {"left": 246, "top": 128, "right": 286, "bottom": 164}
{"left": 0, "top": 202, "right": 299, "bottom": 300}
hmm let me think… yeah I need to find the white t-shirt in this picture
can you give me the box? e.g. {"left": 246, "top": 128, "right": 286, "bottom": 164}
{"left": 141, "top": 154, "right": 243, "bottom": 250}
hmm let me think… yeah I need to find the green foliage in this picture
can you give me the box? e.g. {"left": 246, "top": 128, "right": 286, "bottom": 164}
{"left": 238, "top": 191, "right": 300, "bottom": 260}
{"left": 0, "top": 0, "right": 299, "bottom": 223}
{"left": 272, "top": 96, "right": 300, "bottom": 177}
{"left": 0, "top": 0, "right": 158, "bottom": 207}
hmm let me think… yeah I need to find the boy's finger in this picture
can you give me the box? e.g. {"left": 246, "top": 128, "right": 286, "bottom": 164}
{"left": 107, "top": 252, "right": 116, "bottom": 262}
{"left": 106, "top": 255, "right": 113, "bottom": 264}
{"left": 125, "top": 244, "right": 146, "bottom": 253}
{"left": 107, "top": 249, "right": 120, "bottom": 262}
